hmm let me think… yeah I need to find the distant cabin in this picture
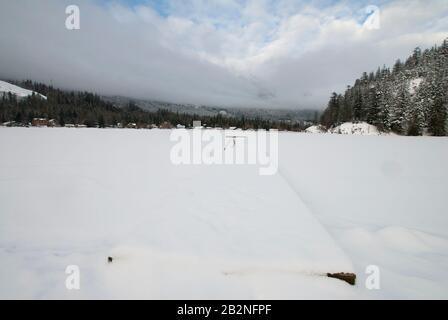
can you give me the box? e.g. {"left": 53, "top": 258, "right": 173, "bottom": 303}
{"left": 159, "top": 121, "right": 173, "bottom": 129}
{"left": 32, "top": 118, "right": 48, "bottom": 127}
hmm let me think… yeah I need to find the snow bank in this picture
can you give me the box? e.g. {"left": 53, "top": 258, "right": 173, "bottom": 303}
{"left": 305, "top": 125, "right": 326, "bottom": 134}
{"left": 0, "top": 80, "right": 47, "bottom": 100}
{"left": 305, "top": 122, "right": 383, "bottom": 136}
{"left": 330, "top": 122, "right": 381, "bottom": 135}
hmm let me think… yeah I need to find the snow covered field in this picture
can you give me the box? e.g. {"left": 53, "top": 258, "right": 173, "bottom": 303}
{"left": 0, "top": 127, "right": 447, "bottom": 299}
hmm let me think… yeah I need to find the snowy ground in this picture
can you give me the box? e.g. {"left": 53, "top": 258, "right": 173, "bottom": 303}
{"left": 0, "top": 127, "right": 447, "bottom": 299}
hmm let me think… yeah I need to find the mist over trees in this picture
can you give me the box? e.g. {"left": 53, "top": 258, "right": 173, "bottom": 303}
{"left": 320, "top": 38, "right": 448, "bottom": 136}
{"left": 3, "top": 39, "right": 447, "bottom": 135}
{"left": 0, "top": 81, "right": 301, "bottom": 131}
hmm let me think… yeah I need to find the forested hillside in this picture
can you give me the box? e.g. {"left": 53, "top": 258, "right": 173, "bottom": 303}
{"left": 320, "top": 38, "right": 448, "bottom": 136}
{"left": 0, "top": 81, "right": 301, "bottom": 131}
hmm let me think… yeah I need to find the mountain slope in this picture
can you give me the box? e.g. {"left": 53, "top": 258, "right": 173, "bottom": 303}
{"left": 320, "top": 38, "right": 448, "bottom": 136}
{"left": 0, "top": 80, "right": 47, "bottom": 100}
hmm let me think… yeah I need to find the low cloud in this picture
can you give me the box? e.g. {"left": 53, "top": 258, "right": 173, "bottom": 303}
{"left": 0, "top": 0, "right": 446, "bottom": 109}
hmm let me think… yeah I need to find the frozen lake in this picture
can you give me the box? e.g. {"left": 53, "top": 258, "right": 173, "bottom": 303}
{"left": 1, "top": 127, "right": 447, "bottom": 299}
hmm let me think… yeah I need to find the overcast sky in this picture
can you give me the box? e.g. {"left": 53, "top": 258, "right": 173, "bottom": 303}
{"left": 0, "top": 0, "right": 447, "bottom": 109}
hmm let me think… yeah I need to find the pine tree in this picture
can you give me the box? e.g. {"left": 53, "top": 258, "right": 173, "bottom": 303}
{"left": 98, "top": 114, "right": 106, "bottom": 128}
{"left": 428, "top": 72, "right": 447, "bottom": 136}
{"left": 393, "top": 59, "right": 402, "bottom": 74}
{"left": 366, "top": 86, "right": 381, "bottom": 127}
{"left": 390, "top": 84, "right": 408, "bottom": 134}
{"left": 428, "top": 96, "right": 447, "bottom": 136}
{"left": 353, "top": 89, "right": 363, "bottom": 121}
{"left": 321, "top": 92, "right": 339, "bottom": 127}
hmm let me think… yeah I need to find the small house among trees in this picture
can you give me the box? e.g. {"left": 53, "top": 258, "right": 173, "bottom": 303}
{"left": 32, "top": 118, "right": 48, "bottom": 127}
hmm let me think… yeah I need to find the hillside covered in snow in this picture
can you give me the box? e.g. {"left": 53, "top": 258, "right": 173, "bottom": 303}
{"left": 0, "top": 80, "right": 46, "bottom": 100}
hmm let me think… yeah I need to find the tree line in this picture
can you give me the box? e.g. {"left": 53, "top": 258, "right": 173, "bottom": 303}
{"left": 320, "top": 38, "right": 448, "bottom": 136}
{"left": 0, "top": 81, "right": 302, "bottom": 131}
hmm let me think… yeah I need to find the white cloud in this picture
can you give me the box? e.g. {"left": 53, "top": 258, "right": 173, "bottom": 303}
{"left": 0, "top": 0, "right": 446, "bottom": 109}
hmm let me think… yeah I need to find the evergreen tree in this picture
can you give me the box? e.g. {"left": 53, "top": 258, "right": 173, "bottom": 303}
{"left": 428, "top": 96, "right": 447, "bottom": 136}
{"left": 353, "top": 89, "right": 363, "bottom": 121}
{"left": 390, "top": 84, "right": 408, "bottom": 134}
{"left": 366, "top": 87, "right": 381, "bottom": 127}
